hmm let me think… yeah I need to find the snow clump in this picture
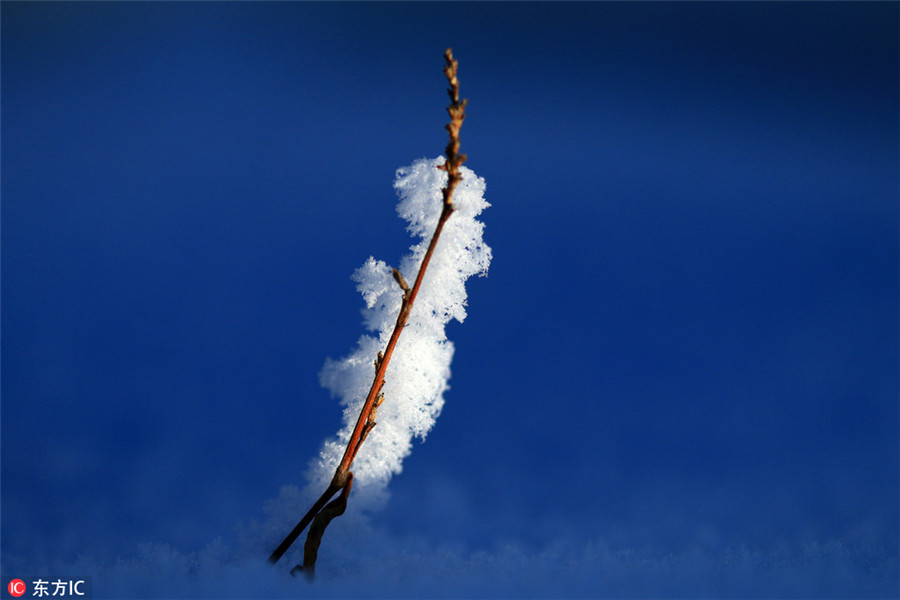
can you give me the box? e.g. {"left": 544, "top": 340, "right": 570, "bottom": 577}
{"left": 306, "top": 156, "right": 491, "bottom": 507}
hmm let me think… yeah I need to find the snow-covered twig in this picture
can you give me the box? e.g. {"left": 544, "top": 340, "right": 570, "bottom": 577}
{"left": 268, "top": 49, "right": 469, "bottom": 573}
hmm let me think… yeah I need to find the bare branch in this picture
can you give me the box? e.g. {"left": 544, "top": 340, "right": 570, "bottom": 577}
{"left": 289, "top": 474, "right": 354, "bottom": 580}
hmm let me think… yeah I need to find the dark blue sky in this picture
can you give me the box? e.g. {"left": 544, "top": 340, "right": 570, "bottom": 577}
{"left": 2, "top": 2, "right": 898, "bottom": 597}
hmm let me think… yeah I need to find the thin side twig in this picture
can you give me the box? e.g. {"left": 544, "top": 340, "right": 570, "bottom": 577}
{"left": 268, "top": 48, "right": 467, "bottom": 571}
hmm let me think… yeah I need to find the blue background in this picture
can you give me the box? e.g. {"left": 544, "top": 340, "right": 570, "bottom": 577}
{"left": 2, "top": 2, "right": 897, "bottom": 597}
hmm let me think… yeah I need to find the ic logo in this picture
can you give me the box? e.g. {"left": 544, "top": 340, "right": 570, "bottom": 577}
{"left": 7, "top": 579, "right": 26, "bottom": 598}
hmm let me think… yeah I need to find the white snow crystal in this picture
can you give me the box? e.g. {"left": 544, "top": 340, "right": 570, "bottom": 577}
{"left": 306, "top": 157, "right": 491, "bottom": 507}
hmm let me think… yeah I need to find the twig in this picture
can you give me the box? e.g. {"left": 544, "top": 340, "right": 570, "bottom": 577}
{"left": 289, "top": 473, "right": 354, "bottom": 580}
{"left": 268, "top": 48, "right": 468, "bottom": 571}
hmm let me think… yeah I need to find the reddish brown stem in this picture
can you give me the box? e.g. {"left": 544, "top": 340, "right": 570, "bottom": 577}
{"left": 335, "top": 201, "right": 455, "bottom": 482}
{"left": 269, "top": 48, "right": 466, "bottom": 567}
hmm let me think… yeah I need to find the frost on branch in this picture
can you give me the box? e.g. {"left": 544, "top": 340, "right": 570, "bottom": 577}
{"left": 308, "top": 157, "right": 491, "bottom": 507}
